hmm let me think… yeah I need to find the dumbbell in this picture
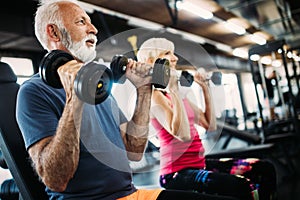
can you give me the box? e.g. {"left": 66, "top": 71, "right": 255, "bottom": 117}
{"left": 39, "top": 50, "right": 113, "bottom": 104}
{"left": 110, "top": 55, "right": 170, "bottom": 89}
{"left": 180, "top": 71, "right": 222, "bottom": 86}
{"left": 0, "top": 179, "right": 19, "bottom": 200}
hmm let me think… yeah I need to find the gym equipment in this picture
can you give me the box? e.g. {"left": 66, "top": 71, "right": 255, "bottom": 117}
{"left": 110, "top": 55, "right": 170, "bottom": 88}
{"left": 39, "top": 50, "right": 113, "bottom": 104}
{"left": 179, "top": 71, "right": 194, "bottom": 86}
{"left": 0, "top": 150, "right": 8, "bottom": 169}
{"left": 39, "top": 50, "right": 74, "bottom": 89}
{"left": 211, "top": 71, "right": 222, "bottom": 85}
{"left": 0, "top": 179, "right": 19, "bottom": 200}
{"left": 0, "top": 62, "right": 48, "bottom": 200}
{"left": 249, "top": 39, "right": 300, "bottom": 134}
{"left": 248, "top": 39, "right": 300, "bottom": 176}
{"left": 179, "top": 71, "right": 223, "bottom": 87}
{"left": 74, "top": 62, "right": 112, "bottom": 105}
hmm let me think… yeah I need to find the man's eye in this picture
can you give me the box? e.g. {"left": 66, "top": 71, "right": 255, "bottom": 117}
{"left": 78, "top": 19, "right": 85, "bottom": 24}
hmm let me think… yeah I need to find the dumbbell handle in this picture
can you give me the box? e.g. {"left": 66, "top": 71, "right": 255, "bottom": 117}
{"left": 117, "top": 58, "right": 154, "bottom": 76}
{"left": 179, "top": 71, "right": 212, "bottom": 86}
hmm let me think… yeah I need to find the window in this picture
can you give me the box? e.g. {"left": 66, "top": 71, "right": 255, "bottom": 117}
{"left": 1, "top": 57, "right": 34, "bottom": 84}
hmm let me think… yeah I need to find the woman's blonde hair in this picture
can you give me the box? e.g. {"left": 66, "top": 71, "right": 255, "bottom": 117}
{"left": 137, "top": 38, "right": 175, "bottom": 62}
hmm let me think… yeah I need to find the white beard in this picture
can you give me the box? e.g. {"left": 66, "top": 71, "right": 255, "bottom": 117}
{"left": 63, "top": 33, "right": 97, "bottom": 63}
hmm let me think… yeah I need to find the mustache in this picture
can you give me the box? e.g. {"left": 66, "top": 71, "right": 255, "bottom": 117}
{"left": 85, "top": 34, "right": 98, "bottom": 45}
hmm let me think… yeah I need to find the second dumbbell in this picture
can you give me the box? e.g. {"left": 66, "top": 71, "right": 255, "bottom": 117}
{"left": 110, "top": 55, "right": 170, "bottom": 89}
{"left": 180, "top": 71, "right": 223, "bottom": 86}
{"left": 39, "top": 50, "right": 113, "bottom": 104}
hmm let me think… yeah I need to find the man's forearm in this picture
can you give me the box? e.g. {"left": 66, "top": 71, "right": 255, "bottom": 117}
{"left": 30, "top": 102, "right": 82, "bottom": 192}
{"left": 124, "top": 85, "right": 152, "bottom": 160}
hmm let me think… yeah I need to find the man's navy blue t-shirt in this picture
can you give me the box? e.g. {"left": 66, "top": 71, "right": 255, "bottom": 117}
{"left": 16, "top": 73, "right": 136, "bottom": 199}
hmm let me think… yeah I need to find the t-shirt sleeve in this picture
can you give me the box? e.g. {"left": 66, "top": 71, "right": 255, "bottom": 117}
{"left": 16, "top": 83, "right": 59, "bottom": 150}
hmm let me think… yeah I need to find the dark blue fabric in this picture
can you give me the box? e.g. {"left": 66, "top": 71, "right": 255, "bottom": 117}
{"left": 0, "top": 61, "right": 17, "bottom": 83}
{"left": 16, "top": 73, "right": 136, "bottom": 199}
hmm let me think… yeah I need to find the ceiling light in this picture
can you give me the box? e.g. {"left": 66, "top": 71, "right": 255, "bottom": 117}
{"left": 176, "top": 1, "right": 213, "bottom": 19}
{"left": 215, "top": 43, "right": 232, "bottom": 52}
{"left": 232, "top": 48, "right": 248, "bottom": 58}
{"left": 250, "top": 33, "right": 267, "bottom": 45}
{"left": 272, "top": 60, "right": 282, "bottom": 67}
{"left": 224, "top": 21, "right": 246, "bottom": 35}
{"left": 165, "top": 27, "right": 179, "bottom": 34}
{"left": 261, "top": 56, "right": 272, "bottom": 65}
{"left": 250, "top": 54, "right": 260, "bottom": 61}
{"left": 181, "top": 32, "right": 206, "bottom": 44}
{"left": 294, "top": 55, "right": 300, "bottom": 62}
{"left": 287, "top": 51, "right": 293, "bottom": 58}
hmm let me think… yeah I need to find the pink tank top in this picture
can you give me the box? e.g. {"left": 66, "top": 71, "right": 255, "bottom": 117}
{"left": 151, "top": 93, "right": 205, "bottom": 175}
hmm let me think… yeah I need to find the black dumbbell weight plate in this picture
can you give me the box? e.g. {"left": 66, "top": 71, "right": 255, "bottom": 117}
{"left": 74, "top": 62, "right": 113, "bottom": 105}
{"left": 152, "top": 58, "right": 170, "bottom": 89}
{"left": 39, "top": 50, "right": 74, "bottom": 88}
{"left": 211, "top": 71, "right": 222, "bottom": 85}
{"left": 180, "top": 71, "right": 194, "bottom": 87}
{"left": 110, "top": 55, "right": 128, "bottom": 84}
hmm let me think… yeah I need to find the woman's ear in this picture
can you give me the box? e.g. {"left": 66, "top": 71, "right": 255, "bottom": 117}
{"left": 46, "top": 24, "right": 61, "bottom": 41}
{"left": 147, "top": 57, "right": 155, "bottom": 64}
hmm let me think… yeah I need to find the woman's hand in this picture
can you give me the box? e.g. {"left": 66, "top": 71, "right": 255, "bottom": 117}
{"left": 194, "top": 71, "right": 208, "bottom": 88}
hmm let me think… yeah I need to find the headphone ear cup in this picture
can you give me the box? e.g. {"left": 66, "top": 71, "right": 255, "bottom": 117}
{"left": 39, "top": 50, "right": 74, "bottom": 88}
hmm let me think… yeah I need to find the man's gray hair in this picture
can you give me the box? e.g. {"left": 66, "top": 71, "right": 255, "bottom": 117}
{"left": 34, "top": 0, "right": 79, "bottom": 50}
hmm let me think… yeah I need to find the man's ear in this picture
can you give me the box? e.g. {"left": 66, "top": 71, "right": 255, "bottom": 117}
{"left": 46, "top": 24, "right": 61, "bottom": 41}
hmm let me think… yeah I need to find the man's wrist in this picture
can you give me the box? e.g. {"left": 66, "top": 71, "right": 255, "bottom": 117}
{"left": 136, "top": 84, "right": 152, "bottom": 94}
{"left": 127, "top": 121, "right": 149, "bottom": 138}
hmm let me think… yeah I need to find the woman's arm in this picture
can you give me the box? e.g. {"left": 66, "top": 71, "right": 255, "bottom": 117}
{"left": 189, "top": 71, "right": 217, "bottom": 131}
